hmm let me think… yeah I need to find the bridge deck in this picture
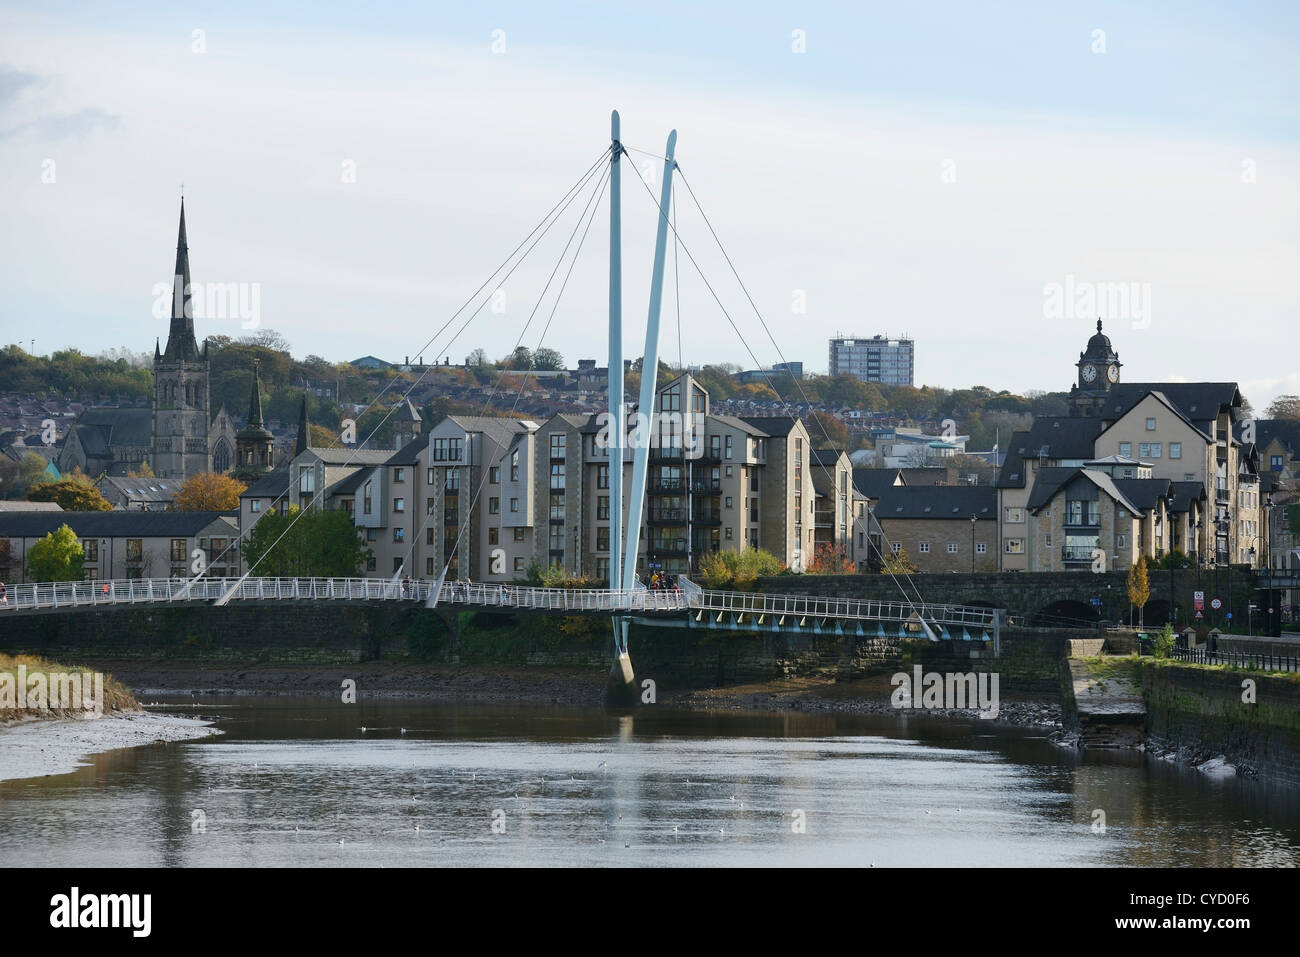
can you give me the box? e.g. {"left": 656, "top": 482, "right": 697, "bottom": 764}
{"left": 0, "top": 577, "right": 1000, "bottom": 637}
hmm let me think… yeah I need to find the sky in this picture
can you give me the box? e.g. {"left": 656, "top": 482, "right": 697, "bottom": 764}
{"left": 1, "top": 1, "right": 1297, "bottom": 410}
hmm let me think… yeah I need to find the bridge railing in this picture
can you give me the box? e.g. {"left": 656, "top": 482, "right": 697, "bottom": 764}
{"left": 0, "top": 576, "right": 691, "bottom": 614}
{"left": 692, "top": 588, "right": 999, "bottom": 629}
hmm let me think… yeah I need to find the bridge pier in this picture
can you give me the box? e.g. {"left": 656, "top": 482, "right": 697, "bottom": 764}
{"left": 603, "top": 617, "right": 638, "bottom": 711}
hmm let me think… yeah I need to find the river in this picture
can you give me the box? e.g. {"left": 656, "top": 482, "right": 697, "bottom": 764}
{"left": 2, "top": 696, "right": 1298, "bottom": 867}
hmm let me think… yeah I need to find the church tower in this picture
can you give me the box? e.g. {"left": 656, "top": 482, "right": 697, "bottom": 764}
{"left": 1068, "top": 319, "right": 1122, "bottom": 417}
{"left": 152, "top": 198, "right": 213, "bottom": 478}
{"left": 233, "top": 359, "right": 275, "bottom": 477}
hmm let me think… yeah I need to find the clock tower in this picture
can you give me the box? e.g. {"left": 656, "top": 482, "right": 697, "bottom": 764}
{"left": 1069, "top": 319, "right": 1121, "bottom": 416}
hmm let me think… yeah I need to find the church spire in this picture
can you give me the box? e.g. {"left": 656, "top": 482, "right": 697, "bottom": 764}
{"left": 295, "top": 394, "right": 310, "bottom": 456}
{"left": 246, "top": 360, "right": 265, "bottom": 429}
{"left": 162, "top": 198, "right": 200, "bottom": 362}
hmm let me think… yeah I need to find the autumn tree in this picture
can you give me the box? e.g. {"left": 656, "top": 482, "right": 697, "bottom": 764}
{"left": 26, "top": 524, "right": 85, "bottom": 582}
{"left": 806, "top": 543, "right": 856, "bottom": 574}
{"left": 27, "top": 477, "right": 112, "bottom": 511}
{"left": 175, "top": 472, "right": 247, "bottom": 511}
{"left": 1127, "top": 555, "right": 1150, "bottom": 629}
{"left": 126, "top": 460, "right": 155, "bottom": 478}
{"left": 880, "top": 547, "right": 920, "bottom": 575}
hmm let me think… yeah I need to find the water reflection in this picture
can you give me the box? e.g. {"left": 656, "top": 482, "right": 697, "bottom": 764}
{"left": 1, "top": 696, "right": 1297, "bottom": 867}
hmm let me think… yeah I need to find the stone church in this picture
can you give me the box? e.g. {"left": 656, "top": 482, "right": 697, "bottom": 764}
{"left": 60, "top": 200, "right": 236, "bottom": 479}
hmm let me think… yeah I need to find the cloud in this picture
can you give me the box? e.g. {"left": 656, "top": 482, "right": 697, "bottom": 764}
{"left": 0, "top": 65, "right": 38, "bottom": 106}
{"left": 0, "top": 106, "right": 121, "bottom": 141}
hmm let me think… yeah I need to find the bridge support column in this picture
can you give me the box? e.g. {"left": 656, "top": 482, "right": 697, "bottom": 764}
{"left": 604, "top": 617, "right": 638, "bottom": 711}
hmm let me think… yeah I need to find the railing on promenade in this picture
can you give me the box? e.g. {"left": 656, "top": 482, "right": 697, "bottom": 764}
{"left": 1171, "top": 646, "right": 1300, "bottom": 673}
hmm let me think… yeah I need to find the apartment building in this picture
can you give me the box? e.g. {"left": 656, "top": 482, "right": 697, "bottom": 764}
{"left": 0, "top": 510, "right": 240, "bottom": 583}
{"left": 996, "top": 320, "right": 1265, "bottom": 572}
{"left": 853, "top": 485, "right": 997, "bottom": 574}
{"left": 828, "top": 334, "right": 915, "bottom": 385}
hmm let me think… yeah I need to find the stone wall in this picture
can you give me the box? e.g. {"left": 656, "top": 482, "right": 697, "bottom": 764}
{"left": 1142, "top": 661, "right": 1300, "bottom": 788}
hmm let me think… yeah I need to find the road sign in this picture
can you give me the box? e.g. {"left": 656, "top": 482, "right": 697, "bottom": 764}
{"left": 1194, "top": 591, "right": 1205, "bottom": 611}
{"left": 1195, "top": 611, "right": 1204, "bottom": 620}
{"left": 1210, "top": 597, "right": 1223, "bottom": 610}
{"left": 1194, "top": 590, "right": 1204, "bottom": 600}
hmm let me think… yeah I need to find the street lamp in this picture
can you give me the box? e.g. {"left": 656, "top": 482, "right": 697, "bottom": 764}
{"left": 1166, "top": 490, "right": 1177, "bottom": 627}
{"left": 970, "top": 514, "right": 976, "bottom": 574}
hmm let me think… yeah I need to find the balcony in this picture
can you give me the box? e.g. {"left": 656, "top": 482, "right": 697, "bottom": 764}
{"left": 649, "top": 447, "right": 686, "bottom": 463}
{"left": 648, "top": 507, "right": 687, "bottom": 524}
{"left": 690, "top": 479, "right": 721, "bottom": 494}
{"left": 649, "top": 538, "right": 689, "bottom": 556}
{"left": 649, "top": 478, "right": 685, "bottom": 494}
{"left": 1062, "top": 546, "right": 1097, "bottom": 563}
{"left": 691, "top": 507, "right": 722, "bottom": 525}
{"left": 1216, "top": 488, "right": 1231, "bottom": 503}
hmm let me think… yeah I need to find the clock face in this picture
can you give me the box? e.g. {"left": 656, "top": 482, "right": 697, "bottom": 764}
{"left": 1107, "top": 363, "right": 1120, "bottom": 383}
{"left": 1081, "top": 363, "right": 1097, "bottom": 383}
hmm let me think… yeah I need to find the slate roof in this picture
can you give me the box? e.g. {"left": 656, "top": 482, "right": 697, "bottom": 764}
{"left": 71, "top": 408, "right": 154, "bottom": 454}
{"left": 1026, "top": 468, "right": 1146, "bottom": 515}
{"left": 304, "top": 448, "right": 395, "bottom": 466}
{"left": 326, "top": 467, "right": 374, "bottom": 497}
{"left": 872, "top": 485, "right": 996, "bottom": 520}
{"left": 852, "top": 468, "right": 905, "bottom": 500}
{"left": 444, "top": 415, "right": 539, "bottom": 448}
{"left": 1096, "top": 389, "right": 1211, "bottom": 442}
{"left": 1096, "top": 382, "right": 1241, "bottom": 433}
{"left": 98, "top": 476, "right": 185, "bottom": 503}
{"left": 738, "top": 416, "right": 799, "bottom": 436}
{"left": 1258, "top": 419, "right": 1300, "bottom": 457}
{"left": 995, "top": 417, "right": 1105, "bottom": 488}
{"left": 240, "top": 467, "right": 290, "bottom": 498}
{"left": 0, "top": 510, "right": 237, "bottom": 539}
{"left": 387, "top": 434, "right": 430, "bottom": 466}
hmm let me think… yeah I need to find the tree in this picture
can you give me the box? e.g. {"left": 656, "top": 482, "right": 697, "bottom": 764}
{"left": 126, "top": 460, "right": 155, "bottom": 478}
{"left": 880, "top": 547, "right": 919, "bottom": 575}
{"left": 174, "top": 472, "right": 247, "bottom": 511}
{"left": 807, "top": 543, "right": 856, "bottom": 574}
{"left": 807, "top": 411, "right": 848, "bottom": 450}
{"left": 238, "top": 329, "right": 292, "bottom": 353}
{"left": 17, "top": 452, "right": 51, "bottom": 493}
{"left": 26, "top": 524, "right": 85, "bottom": 582}
{"left": 465, "top": 348, "right": 489, "bottom": 369}
{"left": 533, "top": 347, "right": 565, "bottom": 371}
{"left": 241, "top": 506, "right": 371, "bottom": 577}
{"left": 1266, "top": 395, "right": 1300, "bottom": 420}
{"left": 1127, "top": 555, "right": 1150, "bottom": 629}
{"left": 27, "top": 477, "right": 112, "bottom": 511}
{"left": 499, "top": 346, "right": 532, "bottom": 370}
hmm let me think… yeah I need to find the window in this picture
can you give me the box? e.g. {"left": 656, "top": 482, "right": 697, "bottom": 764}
{"left": 427, "top": 557, "right": 437, "bottom": 575}
{"left": 367, "top": 555, "right": 377, "bottom": 571}
{"left": 724, "top": 435, "right": 733, "bottom": 459}
{"left": 1066, "top": 500, "right": 1100, "bottom": 525}
{"left": 749, "top": 471, "right": 758, "bottom": 493}
{"left": 427, "top": 468, "right": 436, "bottom": 485}
{"left": 513, "top": 557, "right": 525, "bottom": 572}
{"left": 1119, "top": 442, "right": 1132, "bottom": 458}
{"left": 490, "top": 466, "right": 500, "bottom": 484}
{"left": 510, "top": 498, "right": 519, "bottom": 512}
{"left": 363, "top": 480, "right": 373, "bottom": 516}
{"left": 919, "top": 542, "right": 930, "bottom": 553}
{"left": 170, "top": 539, "right": 186, "bottom": 562}
{"left": 299, "top": 465, "right": 315, "bottom": 494}
{"left": 445, "top": 470, "right": 459, "bottom": 493}
{"left": 597, "top": 528, "right": 610, "bottom": 551}
{"left": 1003, "top": 507, "right": 1024, "bottom": 523}
{"left": 426, "top": 529, "right": 435, "bottom": 545}
{"left": 947, "top": 543, "right": 958, "bottom": 554}
{"left": 1146, "top": 417, "right": 1156, "bottom": 431}
{"left": 513, "top": 528, "right": 525, "bottom": 542}
{"left": 393, "top": 558, "right": 403, "bottom": 573}
{"left": 489, "top": 497, "right": 499, "bottom": 514}
{"left": 891, "top": 542, "right": 902, "bottom": 555}
{"left": 550, "top": 462, "right": 565, "bottom": 490}
{"left": 510, "top": 449, "right": 520, "bottom": 482}
{"left": 1170, "top": 442, "right": 1182, "bottom": 459}
{"left": 597, "top": 496, "right": 610, "bottom": 520}
{"left": 126, "top": 539, "right": 142, "bottom": 562}
{"left": 1117, "top": 534, "right": 1127, "bottom": 548}
{"left": 550, "top": 434, "right": 566, "bottom": 458}
{"left": 394, "top": 528, "right": 405, "bottom": 542}
{"left": 1272, "top": 455, "right": 1284, "bottom": 471}
{"left": 393, "top": 467, "right": 405, "bottom": 483}
{"left": 550, "top": 493, "right": 565, "bottom": 521}
{"left": 84, "top": 540, "right": 99, "bottom": 562}
{"left": 488, "top": 527, "right": 499, "bottom": 545}
{"left": 975, "top": 543, "right": 987, "bottom": 554}
{"left": 366, "top": 528, "right": 378, "bottom": 541}
{"left": 725, "top": 465, "right": 733, "bottom": 477}
{"left": 597, "top": 464, "right": 609, "bottom": 489}
{"left": 725, "top": 527, "right": 733, "bottom": 539}
{"left": 251, "top": 499, "right": 261, "bottom": 513}
{"left": 1004, "top": 539, "right": 1024, "bottom": 554}
{"left": 393, "top": 497, "right": 405, "bottom": 513}
{"left": 725, "top": 496, "right": 733, "bottom": 509}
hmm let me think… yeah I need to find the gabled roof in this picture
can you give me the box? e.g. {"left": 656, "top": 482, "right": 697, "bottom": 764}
{"left": 240, "top": 467, "right": 290, "bottom": 498}
{"left": 1168, "top": 480, "right": 1207, "bottom": 513}
{"left": 810, "top": 448, "right": 849, "bottom": 466}
{"left": 739, "top": 416, "right": 799, "bottom": 436}
{"left": 98, "top": 476, "right": 185, "bottom": 502}
{"left": 444, "top": 415, "right": 538, "bottom": 448}
{"left": 1097, "top": 382, "right": 1241, "bottom": 432}
{"left": 995, "top": 417, "right": 1104, "bottom": 488}
{"left": 303, "top": 448, "right": 394, "bottom": 466}
{"left": 325, "top": 467, "right": 374, "bottom": 497}
{"left": 0, "top": 510, "right": 237, "bottom": 539}
{"left": 872, "top": 484, "right": 996, "bottom": 520}
{"left": 1258, "top": 419, "right": 1300, "bottom": 457}
{"left": 1113, "top": 477, "right": 1175, "bottom": 512}
{"left": 1025, "top": 467, "right": 1169, "bottom": 516}
{"left": 852, "top": 468, "right": 905, "bottom": 500}
{"left": 1096, "top": 389, "right": 1211, "bottom": 442}
{"left": 74, "top": 408, "right": 154, "bottom": 450}
{"left": 387, "top": 434, "right": 430, "bottom": 465}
